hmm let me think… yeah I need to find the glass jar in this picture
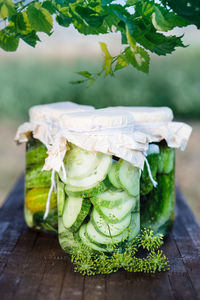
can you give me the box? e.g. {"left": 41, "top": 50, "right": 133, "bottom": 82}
{"left": 24, "top": 135, "right": 58, "bottom": 232}
{"left": 140, "top": 141, "right": 175, "bottom": 236}
{"left": 57, "top": 140, "right": 175, "bottom": 255}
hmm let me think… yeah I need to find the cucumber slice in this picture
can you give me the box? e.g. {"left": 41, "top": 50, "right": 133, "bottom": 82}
{"left": 60, "top": 152, "right": 112, "bottom": 190}
{"left": 59, "top": 227, "right": 79, "bottom": 254}
{"left": 91, "top": 209, "right": 131, "bottom": 237}
{"left": 95, "top": 195, "right": 136, "bottom": 224}
{"left": 56, "top": 178, "right": 65, "bottom": 217}
{"left": 58, "top": 216, "right": 66, "bottom": 236}
{"left": 62, "top": 196, "right": 91, "bottom": 232}
{"left": 117, "top": 159, "right": 140, "bottom": 197}
{"left": 79, "top": 224, "right": 109, "bottom": 252}
{"left": 65, "top": 182, "right": 106, "bottom": 198}
{"left": 86, "top": 221, "right": 129, "bottom": 247}
{"left": 127, "top": 212, "right": 140, "bottom": 242}
{"left": 108, "top": 162, "right": 121, "bottom": 188}
{"left": 64, "top": 147, "right": 99, "bottom": 179}
{"left": 91, "top": 189, "right": 127, "bottom": 209}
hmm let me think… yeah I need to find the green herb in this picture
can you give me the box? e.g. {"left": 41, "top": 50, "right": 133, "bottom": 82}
{"left": 0, "top": 0, "right": 199, "bottom": 82}
{"left": 70, "top": 228, "right": 169, "bottom": 276}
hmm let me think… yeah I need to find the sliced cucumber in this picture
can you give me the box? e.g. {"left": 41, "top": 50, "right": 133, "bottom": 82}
{"left": 58, "top": 216, "right": 67, "bottom": 236}
{"left": 65, "top": 182, "right": 106, "bottom": 198}
{"left": 86, "top": 221, "right": 129, "bottom": 247}
{"left": 56, "top": 177, "right": 65, "bottom": 217}
{"left": 91, "top": 189, "right": 127, "bottom": 209}
{"left": 127, "top": 212, "right": 140, "bottom": 242}
{"left": 95, "top": 195, "right": 136, "bottom": 224}
{"left": 79, "top": 224, "right": 109, "bottom": 252}
{"left": 91, "top": 209, "right": 131, "bottom": 237}
{"left": 59, "top": 228, "right": 79, "bottom": 254}
{"left": 63, "top": 147, "right": 99, "bottom": 179}
{"left": 108, "top": 161, "right": 121, "bottom": 188}
{"left": 117, "top": 159, "right": 140, "bottom": 197}
{"left": 60, "top": 151, "right": 112, "bottom": 190}
{"left": 62, "top": 196, "right": 91, "bottom": 232}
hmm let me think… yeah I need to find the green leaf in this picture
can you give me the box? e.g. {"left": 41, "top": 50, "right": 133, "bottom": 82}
{"left": 27, "top": 2, "right": 53, "bottom": 34}
{"left": 152, "top": 5, "right": 189, "bottom": 31}
{"left": 144, "top": 32, "right": 185, "bottom": 55}
{"left": 11, "top": 12, "right": 32, "bottom": 35}
{"left": 56, "top": 14, "right": 71, "bottom": 27}
{"left": 0, "top": 0, "right": 15, "bottom": 18}
{"left": 42, "top": 1, "right": 57, "bottom": 14}
{"left": 126, "top": 0, "right": 142, "bottom": 6}
{"left": 115, "top": 53, "right": 129, "bottom": 71}
{"left": 99, "top": 41, "right": 113, "bottom": 76}
{"left": 75, "top": 6, "right": 105, "bottom": 27}
{"left": 55, "top": 0, "right": 65, "bottom": 4}
{"left": 76, "top": 71, "right": 92, "bottom": 78}
{"left": 101, "top": 0, "right": 114, "bottom": 5}
{"left": 70, "top": 3, "right": 108, "bottom": 35}
{"left": 163, "top": 0, "right": 200, "bottom": 29}
{"left": 21, "top": 31, "right": 40, "bottom": 47}
{"left": 124, "top": 46, "right": 150, "bottom": 73}
{"left": 0, "top": 29, "right": 19, "bottom": 51}
{"left": 70, "top": 79, "right": 86, "bottom": 84}
{"left": 128, "top": 19, "right": 186, "bottom": 55}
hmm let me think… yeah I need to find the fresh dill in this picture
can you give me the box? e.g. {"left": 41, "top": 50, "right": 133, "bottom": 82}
{"left": 70, "top": 228, "right": 169, "bottom": 276}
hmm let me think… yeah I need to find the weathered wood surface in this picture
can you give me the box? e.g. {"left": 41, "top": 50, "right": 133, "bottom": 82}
{"left": 0, "top": 176, "right": 200, "bottom": 300}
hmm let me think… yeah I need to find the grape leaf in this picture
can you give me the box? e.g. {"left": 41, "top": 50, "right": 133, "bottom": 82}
{"left": 0, "top": 0, "right": 15, "bottom": 18}
{"left": 100, "top": 42, "right": 113, "bottom": 75}
{"left": 20, "top": 31, "right": 40, "bottom": 47}
{"left": 76, "top": 71, "right": 92, "bottom": 78}
{"left": 0, "top": 29, "right": 19, "bottom": 51}
{"left": 128, "top": 18, "right": 185, "bottom": 55}
{"left": 125, "top": 46, "right": 150, "bottom": 73}
{"left": 152, "top": 5, "right": 189, "bottom": 31}
{"left": 69, "top": 2, "right": 108, "bottom": 34}
{"left": 101, "top": 0, "right": 114, "bottom": 5}
{"left": 75, "top": 6, "right": 105, "bottom": 27}
{"left": 115, "top": 53, "right": 129, "bottom": 71}
{"left": 42, "top": 1, "right": 57, "bottom": 14}
{"left": 163, "top": 0, "right": 200, "bottom": 29}
{"left": 11, "top": 12, "right": 32, "bottom": 35}
{"left": 56, "top": 14, "right": 72, "bottom": 27}
{"left": 27, "top": 2, "right": 53, "bottom": 34}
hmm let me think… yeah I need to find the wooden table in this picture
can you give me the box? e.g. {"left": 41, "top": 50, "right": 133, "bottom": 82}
{"left": 0, "top": 176, "right": 200, "bottom": 300}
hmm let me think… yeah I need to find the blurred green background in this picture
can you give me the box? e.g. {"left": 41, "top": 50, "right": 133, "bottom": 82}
{"left": 1, "top": 48, "right": 200, "bottom": 121}
{"left": 0, "top": 26, "right": 199, "bottom": 222}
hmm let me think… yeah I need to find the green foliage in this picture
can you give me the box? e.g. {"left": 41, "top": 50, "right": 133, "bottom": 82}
{"left": 0, "top": 0, "right": 15, "bottom": 18}
{"left": 26, "top": 2, "right": 53, "bottom": 34}
{"left": 70, "top": 228, "right": 169, "bottom": 276}
{"left": 0, "top": 0, "right": 199, "bottom": 79}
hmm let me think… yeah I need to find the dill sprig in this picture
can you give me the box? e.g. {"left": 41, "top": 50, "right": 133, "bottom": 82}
{"left": 70, "top": 229, "right": 169, "bottom": 276}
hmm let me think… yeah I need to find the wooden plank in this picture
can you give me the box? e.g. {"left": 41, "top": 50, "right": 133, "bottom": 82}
{"left": 0, "top": 177, "right": 200, "bottom": 300}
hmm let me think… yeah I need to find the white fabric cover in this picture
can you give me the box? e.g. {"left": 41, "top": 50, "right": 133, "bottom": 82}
{"left": 15, "top": 103, "right": 192, "bottom": 172}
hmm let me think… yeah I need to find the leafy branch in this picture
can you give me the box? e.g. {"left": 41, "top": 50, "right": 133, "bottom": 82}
{"left": 0, "top": 0, "right": 199, "bottom": 83}
{"left": 70, "top": 228, "right": 169, "bottom": 276}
